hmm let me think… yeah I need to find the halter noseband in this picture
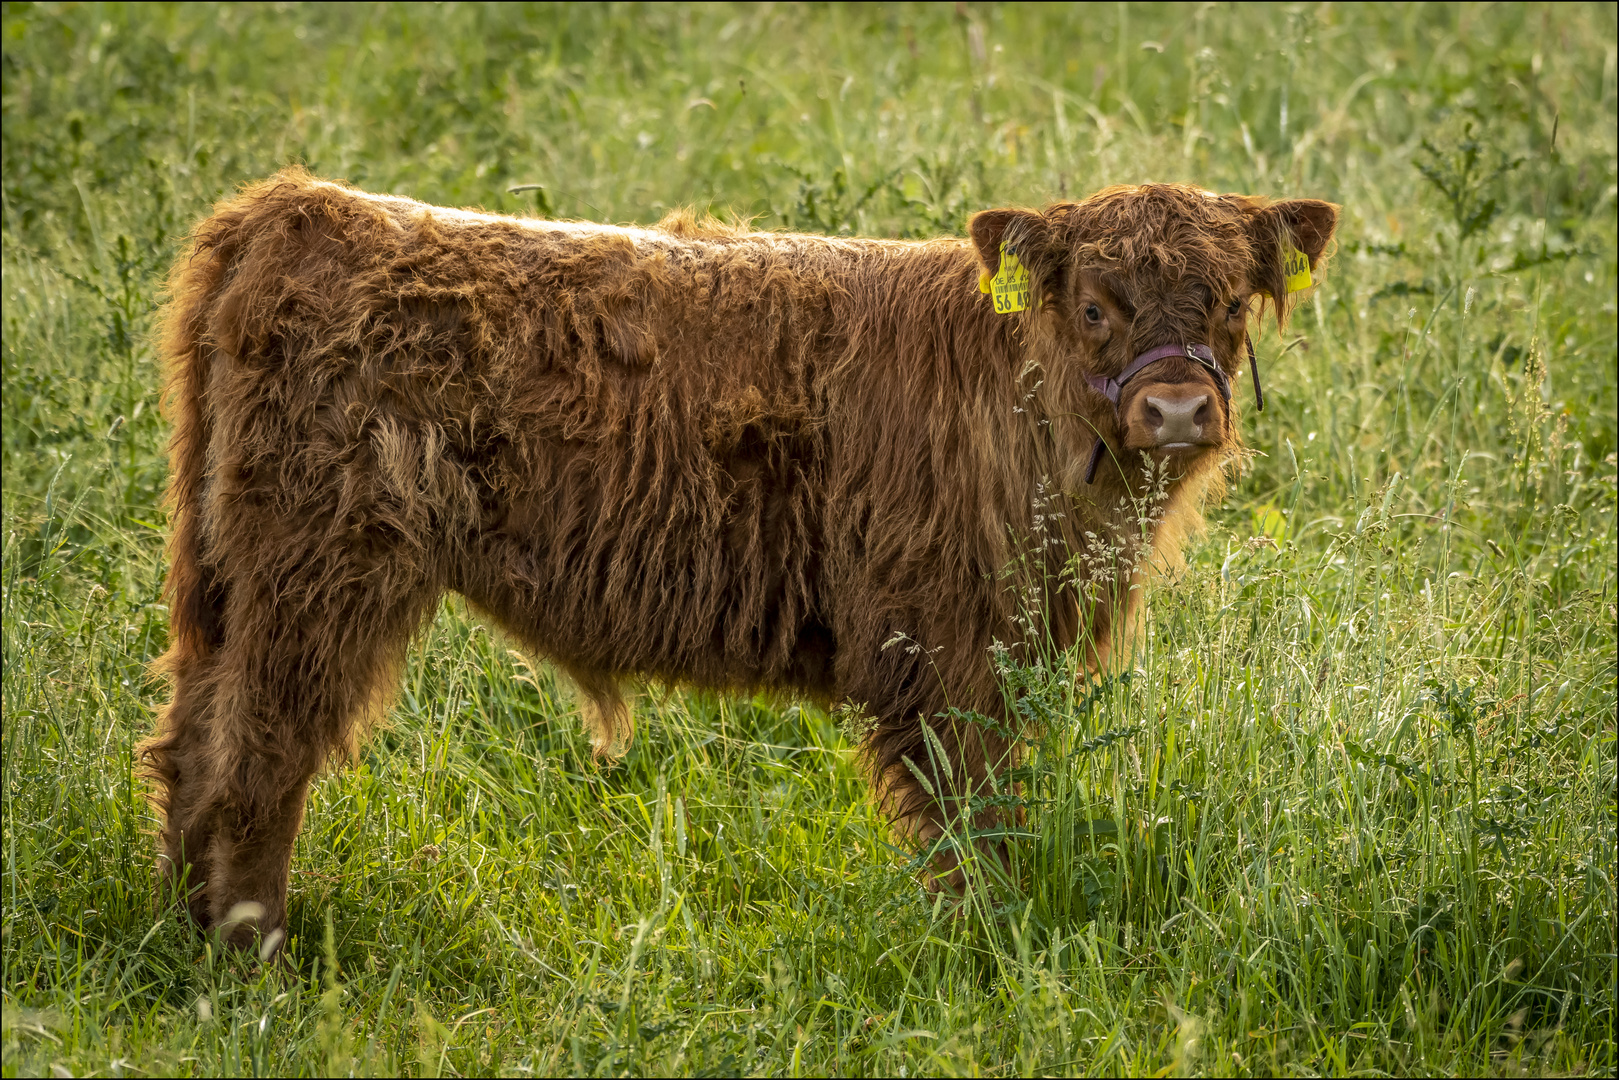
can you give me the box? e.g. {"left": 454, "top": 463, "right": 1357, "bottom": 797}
{"left": 1081, "top": 338, "right": 1264, "bottom": 484}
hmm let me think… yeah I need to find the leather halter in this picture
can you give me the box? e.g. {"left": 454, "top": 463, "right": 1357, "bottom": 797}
{"left": 1081, "top": 339, "right": 1264, "bottom": 484}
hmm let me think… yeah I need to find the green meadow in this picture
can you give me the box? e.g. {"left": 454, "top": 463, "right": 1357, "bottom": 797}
{"left": 2, "top": 2, "right": 1615, "bottom": 1075}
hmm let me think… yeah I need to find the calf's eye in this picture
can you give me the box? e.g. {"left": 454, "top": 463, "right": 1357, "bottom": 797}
{"left": 1084, "top": 303, "right": 1103, "bottom": 325}
{"left": 1227, "top": 299, "right": 1244, "bottom": 317}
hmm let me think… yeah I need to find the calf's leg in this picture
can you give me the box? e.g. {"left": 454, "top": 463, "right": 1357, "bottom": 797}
{"left": 868, "top": 711, "right": 1020, "bottom": 894}
{"left": 143, "top": 649, "right": 227, "bottom": 927}
{"left": 144, "top": 549, "right": 436, "bottom": 951}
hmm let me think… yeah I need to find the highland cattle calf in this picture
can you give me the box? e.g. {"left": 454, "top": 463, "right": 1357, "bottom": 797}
{"left": 142, "top": 169, "right": 1336, "bottom": 949}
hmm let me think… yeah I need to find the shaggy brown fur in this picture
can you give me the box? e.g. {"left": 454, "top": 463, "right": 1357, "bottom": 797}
{"left": 141, "top": 168, "right": 1336, "bottom": 946}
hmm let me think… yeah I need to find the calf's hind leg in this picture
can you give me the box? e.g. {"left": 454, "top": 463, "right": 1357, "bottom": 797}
{"left": 146, "top": 553, "right": 437, "bottom": 951}
{"left": 144, "top": 637, "right": 229, "bottom": 928}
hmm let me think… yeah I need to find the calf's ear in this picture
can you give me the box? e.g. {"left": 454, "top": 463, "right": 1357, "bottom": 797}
{"left": 1267, "top": 199, "right": 1338, "bottom": 265}
{"left": 1249, "top": 198, "right": 1339, "bottom": 321}
{"left": 969, "top": 207, "right": 1052, "bottom": 278}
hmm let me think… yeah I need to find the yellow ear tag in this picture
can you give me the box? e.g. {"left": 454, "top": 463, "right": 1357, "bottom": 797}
{"left": 1259, "top": 239, "right": 1314, "bottom": 299}
{"left": 1282, "top": 239, "right": 1313, "bottom": 294}
{"left": 979, "top": 241, "right": 1031, "bottom": 314}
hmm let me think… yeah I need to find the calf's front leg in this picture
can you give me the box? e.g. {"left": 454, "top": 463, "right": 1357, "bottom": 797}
{"left": 865, "top": 709, "right": 1021, "bottom": 895}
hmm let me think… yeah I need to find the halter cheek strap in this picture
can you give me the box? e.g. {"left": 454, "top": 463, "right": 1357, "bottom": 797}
{"left": 1082, "top": 341, "right": 1262, "bottom": 484}
{"left": 1246, "top": 334, "right": 1264, "bottom": 411}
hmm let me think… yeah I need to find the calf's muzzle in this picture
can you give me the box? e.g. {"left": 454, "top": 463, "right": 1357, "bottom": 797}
{"left": 1084, "top": 341, "right": 1264, "bottom": 483}
{"left": 1136, "top": 390, "right": 1214, "bottom": 447}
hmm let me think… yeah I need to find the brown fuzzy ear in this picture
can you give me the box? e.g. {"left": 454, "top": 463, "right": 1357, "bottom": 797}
{"left": 1267, "top": 199, "right": 1338, "bottom": 264}
{"left": 968, "top": 207, "right": 1050, "bottom": 277}
{"left": 1247, "top": 198, "right": 1339, "bottom": 323}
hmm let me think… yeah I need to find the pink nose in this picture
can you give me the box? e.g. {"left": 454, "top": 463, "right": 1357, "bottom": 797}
{"left": 1143, "top": 392, "right": 1213, "bottom": 446}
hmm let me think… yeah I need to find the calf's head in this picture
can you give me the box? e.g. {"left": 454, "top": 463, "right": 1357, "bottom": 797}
{"left": 971, "top": 185, "right": 1338, "bottom": 487}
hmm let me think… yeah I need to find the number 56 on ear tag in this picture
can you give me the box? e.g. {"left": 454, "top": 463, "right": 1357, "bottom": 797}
{"left": 978, "top": 241, "right": 1031, "bottom": 314}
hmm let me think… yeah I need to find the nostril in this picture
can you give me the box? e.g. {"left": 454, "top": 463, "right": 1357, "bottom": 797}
{"left": 1144, "top": 393, "right": 1210, "bottom": 446}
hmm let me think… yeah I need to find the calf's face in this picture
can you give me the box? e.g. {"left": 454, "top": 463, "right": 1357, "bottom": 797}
{"left": 1072, "top": 273, "right": 1240, "bottom": 461}
{"left": 972, "top": 185, "right": 1338, "bottom": 483}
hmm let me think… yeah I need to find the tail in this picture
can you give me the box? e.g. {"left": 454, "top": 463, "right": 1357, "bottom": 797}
{"left": 142, "top": 172, "right": 307, "bottom": 784}
{"left": 154, "top": 167, "right": 329, "bottom": 669}
{"left": 154, "top": 187, "right": 264, "bottom": 672}
{"left": 136, "top": 173, "right": 262, "bottom": 873}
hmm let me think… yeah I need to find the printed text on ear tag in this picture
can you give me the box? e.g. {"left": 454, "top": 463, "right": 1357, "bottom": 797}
{"left": 1259, "top": 239, "right": 1314, "bottom": 299}
{"left": 1282, "top": 240, "right": 1313, "bottom": 294}
{"left": 979, "top": 241, "right": 1030, "bottom": 314}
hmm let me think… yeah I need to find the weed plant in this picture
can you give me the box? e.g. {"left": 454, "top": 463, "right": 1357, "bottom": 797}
{"left": 2, "top": 3, "right": 1615, "bottom": 1076}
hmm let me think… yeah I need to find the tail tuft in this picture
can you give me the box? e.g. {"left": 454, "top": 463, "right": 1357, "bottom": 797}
{"left": 564, "top": 666, "right": 635, "bottom": 759}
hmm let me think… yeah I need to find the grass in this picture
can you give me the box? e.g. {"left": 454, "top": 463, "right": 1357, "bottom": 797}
{"left": 2, "top": 2, "right": 1615, "bottom": 1075}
